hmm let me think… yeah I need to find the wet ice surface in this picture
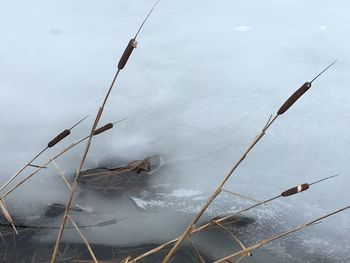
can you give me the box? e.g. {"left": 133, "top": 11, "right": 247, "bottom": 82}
{"left": 1, "top": 0, "right": 350, "bottom": 262}
{"left": 2, "top": 187, "right": 349, "bottom": 262}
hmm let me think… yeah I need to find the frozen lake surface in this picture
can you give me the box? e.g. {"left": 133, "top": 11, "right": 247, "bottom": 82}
{"left": 0, "top": 0, "right": 350, "bottom": 261}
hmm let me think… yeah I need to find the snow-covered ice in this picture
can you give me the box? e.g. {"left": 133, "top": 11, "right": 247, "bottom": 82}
{"left": 1, "top": 0, "right": 350, "bottom": 261}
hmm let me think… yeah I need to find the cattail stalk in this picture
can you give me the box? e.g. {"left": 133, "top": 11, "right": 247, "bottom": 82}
{"left": 50, "top": 158, "right": 72, "bottom": 190}
{"left": 161, "top": 115, "right": 278, "bottom": 263}
{"left": 50, "top": 2, "right": 160, "bottom": 261}
{"left": 130, "top": 174, "right": 339, "bottom": 262}
{"left": 0, "top": 116, "right": 88, "bottom": 194}
{"left": 51, "top": 107, "right": 103, "bottom": 263}
{"left": 162, "top": 61, "right": 336, "bottom": 262}
{"left": 67, "top": 214, "right": 98, "bottom": 263}
{"left": 214, "top": 203, "right": 350, "bottom": 262}
{"left": 214, "top": 221, "right": 250, "bottom": 257}
{"left": 2, "top": 118, "right": 125, "bottom": 199}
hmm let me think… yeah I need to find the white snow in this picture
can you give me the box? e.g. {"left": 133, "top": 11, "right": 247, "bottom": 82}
{"left": 129, "top": 196, "right": 165, "bottom": 210}
{"left": 168, "top": 188, "right": 202, "bottom": 197}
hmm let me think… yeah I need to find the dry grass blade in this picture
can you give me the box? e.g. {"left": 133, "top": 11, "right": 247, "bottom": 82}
{"left": 214, "top": 204, "right": 350, "bottom": 263}
{"left": 162, "top": 67, "right": 336, "bottom": 261}
{"left": 0, "top": 198, "right": 18, "bottom": 235}
{"left": 50, "top": 158, "right": 72, "bottom": 190}
{"left": 51, "top": 3, "right": 160, "bottom": 261}
{"left": 0, "top": 116, "right": 88, "bottom": 194}
{"left": 131, "top": 173, "right": 340, "bottom": 262}
{"left": 0, "top": 147, "right": 48, "bottom": 193}
{"left": 79, "top": 168, "right": 130, "bottom": 179}
{"left": 67, "top": 215, "right": 98, "bottom": 263}
{"left": 221, "top": 188, "right": 261, "bottom": 204}
{"left": 235, "top": 255, "right": 248, "bottom": 263}
{"left": 161, "top": 115, "right": 279, "bottom": 263}
{"left": 121, "top": 257, "right": 131, "bottom": 263}
{"left": 2, "top": 143, "right": 76, "bottom": 198}
{"left": 214, "top": 222, "right": 251, "bottom": 257}
{"left": 190, "top": 239, "right": 206, "bottom": 263}
{"left": 51, "top": 107, "right": 103, "bottom": 263}
{"left": 3, "top": 118, "right": 125, "bottom": 198}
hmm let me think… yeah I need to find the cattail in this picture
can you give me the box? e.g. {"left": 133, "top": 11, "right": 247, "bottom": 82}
{"left": 0, "top": 115, "right": 88, "bottom": 194}
{"left": 162, "top": 60, "right": 337, "bottom": 262}
{"left": 277, "top": 82, "right": 311, "bottom": 115}
{"left": 50, "top": 2, "right": 160, "bottom": 261}
{"left": 130, "top": 174, "right": 340, "bottom": 263}
{"left": 48, "top": 129, "right": 71, "bottom": 148}
{"left": 277, "top": 60, "right": 336, "bottom": 115}
{"left": 93, "top": 118, "right": 127, "bottom": 136}
{"left": 118, "top": 39, "right": 137, "bottom": 70}
{"left": 0, "top": 198, "right": 18, "bottom": 235}
{"left": 48, "top": 115, "right": 88, "bottom": 147}
{"left": 281, "top": 183, "right": 309, "bottom": 197}
{"left": 93, "top": 123, "right": 113, "bottom": 135}
{"left": 3, "top": 118, "right": 127, "bottom": 199}
{"left": 117, "top": 0, "right": 160, "bottom": 70}
{"left": 28, "top": 164, "right": 47, "bottom": 168}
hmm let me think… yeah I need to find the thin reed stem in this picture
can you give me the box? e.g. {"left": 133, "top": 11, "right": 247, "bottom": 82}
{"left": 221, "top": 188, "right": 261, "bottom": 204}
{"left": 51, "top": 107, "right": 103, "bottom": 263}
{"left": 0, "top": 147, "right": 48, "bottom": 193}
{"left": 190, "top": 239, "right": 206, "bottom": 263}
{"left": 67, "top": 215, "right": 98, "bottom": 263}
{"left": 131, "top": 173, "right": 338, "bottom": 262}
{"left": 214, "top": 204, "right": 350, "bottom": 262}
{"left": 0, "top": 198, "right": 18, "bottom": 235}
{"left": 0, "top": 116, "right": 88, "bottom": 194}
{"left": 50, "top": 158, "right": 72, "bottom": 190}
{"left": 50, "top": 3, "right": 159, "bottom": 260}
{"left": 214, "top": 222, "right": 249, "bottom": 255}
{"left": 3, "top": 118, "right": 125, "bottom": 198}
{"left": 162, "top": 115, "right": 279, "bottom": 263}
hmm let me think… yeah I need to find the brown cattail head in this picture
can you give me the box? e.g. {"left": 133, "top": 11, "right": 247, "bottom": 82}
{"left": 93, "top": 123, "right": 113, "bottom": 136}
{"left": 48, "top": 129, "right": 71, "bottom": 148}
{"left": 277, "top": 82, "right": 311, "bottom": 115}
{"left": 118, "top": 39, "right": 137, "bottom": 70}
{"left": 281, "top": 183, "right": 309, "bottom": 197}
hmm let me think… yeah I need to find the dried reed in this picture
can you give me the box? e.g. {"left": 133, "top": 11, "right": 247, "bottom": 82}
{"left": 221, "top": 188, "right": 261, "bottom": 204}
{"left": 190, "top": 239, "right": 206, "bottom": 263}
{"left": 0, "top": 198, "right": 18, "bottom": 235}
{"left": 130, "top": 173, "right": 339, "bottom": 262}
{"left": 214, "top": 203, "right": 350, "bottom": 262}
{"left": 50, "top": 2, "right": 160, "bottom": 262}
{"left": 50, "top": 158, "right": 72, "bottom": 190}
{"left": 0, "top": 116, "right": 88, "bottom": 194}
{"left": 161, "top": 61, "right": 337, "bottom": 263}
{"left": 3, "top": 3, "right": 341, "bottom": 262}
{"left": 2, "top": 118, "right": 126, "bottom": 199}
{"left": 67, "top": 215, "right": 98, "bottom": 263}
{"left": 0, "top": 216, "right": 116, "bottom": 231}
{"left": 214, "top": 221, "right": 251, "bottom": 257}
